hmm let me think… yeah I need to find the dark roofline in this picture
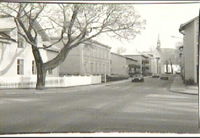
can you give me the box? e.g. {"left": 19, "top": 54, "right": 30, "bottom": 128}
{"left": 111, "top": 52, "right": 126, "bottom": 58}
{"left": 125, "top": 57, "right": 137, "bottom": 62}
{"left": 179, "top": 16, "right": 198, "bottom": 32}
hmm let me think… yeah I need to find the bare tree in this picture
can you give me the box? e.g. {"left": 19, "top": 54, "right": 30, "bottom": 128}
{"left": 0, "top": 3, "right": 146, "bottom": 89}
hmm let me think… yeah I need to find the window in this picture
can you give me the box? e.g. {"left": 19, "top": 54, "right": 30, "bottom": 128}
{"left": 32, "top": 60, "right": 37, "bottom": 75}
{"left": 18, "top": 35, "right": 24, "bottom": 48}
{"left": 17, "top": 59, "right": 24, "bottom": 75}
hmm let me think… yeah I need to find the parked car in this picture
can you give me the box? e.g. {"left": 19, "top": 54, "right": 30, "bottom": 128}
{"left": 131, "top": 74, "right": 144, "bottom": 82}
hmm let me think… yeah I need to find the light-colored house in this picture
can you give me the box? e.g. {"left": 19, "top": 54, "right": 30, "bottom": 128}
{"left": 58, "top": 39, "right": 111, "bottom": 76}
{"left": 110, "top": 52, "right": 129, "bottom": 76}
{"left": 0, "top": 16, "right": 59, "bottom": 87}
{"left": 179, "top": 16, "right": 198, "bottom": 84}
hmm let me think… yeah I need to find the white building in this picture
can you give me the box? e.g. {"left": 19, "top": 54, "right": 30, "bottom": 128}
{"left": 0, "top": 16, "right": 59, "bottom": 87}
{"left": 179, "top": 16, "right": 198, "bottom": 84}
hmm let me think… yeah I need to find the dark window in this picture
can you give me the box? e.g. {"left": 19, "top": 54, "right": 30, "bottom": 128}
{"left": 32, "top": 60, "right": 37, "bottom": 75}
{"left": 17, "top": 59, "right": 24, "bottom": 75}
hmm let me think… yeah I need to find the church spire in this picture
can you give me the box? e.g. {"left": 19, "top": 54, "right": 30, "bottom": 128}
{"left": 156, "top": 34, "right": 161, "bottom": 50}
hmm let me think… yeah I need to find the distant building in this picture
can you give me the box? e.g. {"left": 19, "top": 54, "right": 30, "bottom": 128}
{"left": 125, "top": 56, "right": 140, "bottom": 76}
{"left": 0, "top": 16, "right": 59, "bottom": 85}
{"left": 58, "top": 40, "right": 111, "bottom": 76}
{"left": 124, "top": 54, "right": 151, "bottom": 76}
{"left": 110, "top": 52, "right": 128, "bottom": 76}
{"left": 179, "top": 16, "right": 198, "bottom": 83}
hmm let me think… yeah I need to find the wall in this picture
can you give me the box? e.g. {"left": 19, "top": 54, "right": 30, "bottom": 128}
{"left": 0, "top": 75, "right": 101, "bottom": 89}
{"left": 59, "top": 41, "right": 111, "bottom": 76}
{"left": 59, "top": 46, "right": 81, "bottom": 76}
{"left": 82, "top": 43, "right": 110, "bottom": 75}
{"left": 183, "top": 21, "right": 197, "bottom": 82}
{"left": 111, "top": 53, "right": 128, "bottom": 76}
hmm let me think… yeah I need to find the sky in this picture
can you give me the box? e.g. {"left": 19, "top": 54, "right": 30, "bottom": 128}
{"left": 96, "top": 2, "right": 200, "bottom": 54}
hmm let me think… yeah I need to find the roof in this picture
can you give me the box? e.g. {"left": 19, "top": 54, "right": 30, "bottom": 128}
{"left": 124, "top": 54, "right": 148, "bottom": 58}
{"left": 0, "top": 16, "right": 58, "bottom": 52}
{"left": 84, "top": 39, "right": 111, "bottom": 49}
{"left": 125, "top": 56, "right": 137, "bottom": 62}
{"left": 51, "top": 37, "right": 112, "bottom": 50}
{"left": 33, "top": 21, "right": 50, "bottom": 41}
{"left": 0, "top": 16, "right": 15, "bottom": 31}
{"left": 179, "top": 16, "right": 198, "bottom": 32}
{"left": 111, "top": 52, "right": 126, "bottom": 58}
{"left": 112, "top": 53, "right": 138, "bottom": 62}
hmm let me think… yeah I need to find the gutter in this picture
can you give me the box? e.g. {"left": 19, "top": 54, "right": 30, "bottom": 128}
{"left": 179, "top": 24, "right": 185, "bottom": 35}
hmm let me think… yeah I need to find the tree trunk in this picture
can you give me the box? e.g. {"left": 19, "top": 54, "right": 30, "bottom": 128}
{"left": 36, "top": 63, "right": 47, "bottom": 90}
{"left": 31, "top": 45, "right": 46, "bottom": 90}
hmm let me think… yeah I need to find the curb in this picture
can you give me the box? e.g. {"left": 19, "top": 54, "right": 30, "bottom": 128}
{"left": 102, "top": 79, "right": 131, "bottom": 86}
{"left": 169, "top": 77, "right": 198, "bottom": 95}
{"left": 169, "top": 89, "right": 198, "bottom": 95}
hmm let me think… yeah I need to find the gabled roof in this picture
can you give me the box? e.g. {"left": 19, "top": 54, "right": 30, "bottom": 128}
{"left": 0, "top": 16, "right": 50, "bottom": 41}
{"left": 0, "top": 16, "right": 15, "bottom": 31}
{"left": 179, "top": 16, "right": 198, "bottom": 32}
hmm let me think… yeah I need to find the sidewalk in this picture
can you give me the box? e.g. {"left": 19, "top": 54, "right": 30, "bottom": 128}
{"left": 169, "top": 75, "right": 198, "bottom": 95}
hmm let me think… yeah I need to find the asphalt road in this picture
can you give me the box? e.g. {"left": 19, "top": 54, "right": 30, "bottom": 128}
{"left": 0, "top": 77, "right": 198, "bottom": 134}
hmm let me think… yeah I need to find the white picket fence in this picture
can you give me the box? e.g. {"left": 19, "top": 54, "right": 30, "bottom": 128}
{"left": 0, "top": 75, "right": 101, "bottom": 89}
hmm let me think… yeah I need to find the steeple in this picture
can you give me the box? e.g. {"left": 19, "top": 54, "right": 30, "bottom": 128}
{"left": 156, "top": 34, "right": 161, "bottom": 50}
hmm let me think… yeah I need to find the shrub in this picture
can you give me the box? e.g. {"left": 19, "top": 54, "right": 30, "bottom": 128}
{"left": 185, "top": 78, "right": 195, "bottom": 85}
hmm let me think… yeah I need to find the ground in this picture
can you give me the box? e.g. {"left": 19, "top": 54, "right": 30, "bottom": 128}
{"left": 0, "top": 76, "right": 198, "bottom": 135}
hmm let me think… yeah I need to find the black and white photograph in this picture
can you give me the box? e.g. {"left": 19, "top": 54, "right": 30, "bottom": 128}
{"left": 0, "top": 0, "right": 199, "bottom": 137}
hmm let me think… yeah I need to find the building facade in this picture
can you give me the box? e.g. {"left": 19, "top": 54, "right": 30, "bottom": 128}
{"left": 179, "top": 16, "right": 198, "bottom": 83}
{"left": 59, "top": 40, "right": 111, "bottom": 76}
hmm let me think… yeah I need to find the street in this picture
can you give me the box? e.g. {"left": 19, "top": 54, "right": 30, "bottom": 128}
{"left": 0, "top": 76, "right": 198, "bottom": 134}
